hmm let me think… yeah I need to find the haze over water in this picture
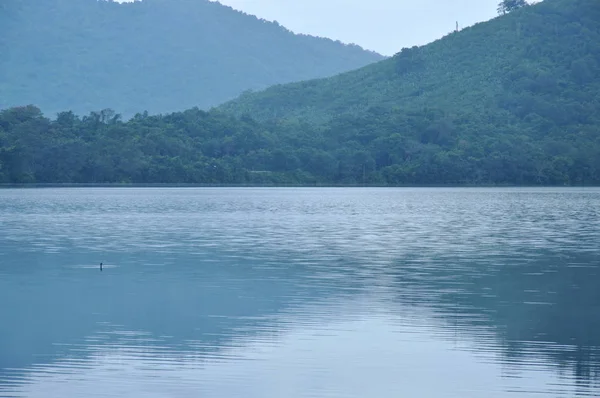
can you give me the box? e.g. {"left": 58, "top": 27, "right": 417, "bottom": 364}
{"left": 0, "top": 187, "right": 599, "bottom": 397}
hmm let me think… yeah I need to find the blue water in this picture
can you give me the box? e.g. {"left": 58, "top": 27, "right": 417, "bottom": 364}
{"left": 0, "top": 187, "right": 599, "bottom": 397}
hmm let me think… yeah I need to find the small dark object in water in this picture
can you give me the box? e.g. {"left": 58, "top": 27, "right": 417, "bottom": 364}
{"left": 100, "top": 262, "right": 103, "bottom": 271}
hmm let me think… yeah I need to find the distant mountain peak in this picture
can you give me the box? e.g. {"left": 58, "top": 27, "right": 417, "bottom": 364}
{"left": 0, "top": 0, "right": 384, "bottom": 116}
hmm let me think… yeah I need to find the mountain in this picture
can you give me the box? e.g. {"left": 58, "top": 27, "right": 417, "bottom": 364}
{"left": 1, "top": 0, "right": 599, "bottom": 186}
{"left": 219, "top": 0, "right": 600, "bottom": 124}
{"left": 0, "top": 0, "right": 383, "bottom": 116}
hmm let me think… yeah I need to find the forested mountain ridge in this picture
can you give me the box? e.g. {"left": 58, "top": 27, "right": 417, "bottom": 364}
{"left": 0, "top": 0, "right": 383, "bottom": 117}
{"left": 1, "top": 0, "right": 599, "bottom": 186}
{"left": 218, "top": 0, "right": 600, "bottom": 124}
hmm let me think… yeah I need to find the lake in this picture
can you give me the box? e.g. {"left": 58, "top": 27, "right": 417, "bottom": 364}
{"left": 0, "top": 187, "right": 599, "bottom": 397}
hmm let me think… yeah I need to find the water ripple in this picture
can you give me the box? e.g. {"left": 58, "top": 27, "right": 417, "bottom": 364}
{"left": 0, "top": 187, "right": 599, "bottom": 397}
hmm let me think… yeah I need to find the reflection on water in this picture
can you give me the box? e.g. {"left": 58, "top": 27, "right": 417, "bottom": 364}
{"left": 0, "top": 188, "right": 599, "bottom": 397}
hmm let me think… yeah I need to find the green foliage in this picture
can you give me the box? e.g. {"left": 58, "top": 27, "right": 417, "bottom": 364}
{"left": 498, "top": 0, "right": 529, "bottom": 15}
{"left": 1, "top": 0, "right": 599, "bottom": 186}
{"left": 0, "top": 0, "right": 383, "bottom": 117}
{"left": 219, "top": 0, "right": 600, "bottom": 126}
{"left": 0, "top": 102, "right": 598, "bottom": 185}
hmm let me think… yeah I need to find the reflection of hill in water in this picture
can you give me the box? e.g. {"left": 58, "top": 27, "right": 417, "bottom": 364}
{"left": 0, "top": 251, "right": 328, "bottom": 373}
{"left": 2, "top": 247, "right": 599, "bottom": 391}
{"left": 1, "top": 188, "right": 599, "bottom": 392}
{"left": 380, "top": 249, "right": 600, "bottom": 389}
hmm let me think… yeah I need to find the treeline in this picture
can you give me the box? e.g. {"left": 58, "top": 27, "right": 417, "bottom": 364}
{"left": 1, "top": 0, "right": 598, "bottom": 186}
{"left": 1, "top": 105, "right": 598, "bottom": 185}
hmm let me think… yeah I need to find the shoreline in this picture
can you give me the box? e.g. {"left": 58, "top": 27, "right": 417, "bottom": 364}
{"left": 0, "top": 183, "right": 597, "bottom": 189}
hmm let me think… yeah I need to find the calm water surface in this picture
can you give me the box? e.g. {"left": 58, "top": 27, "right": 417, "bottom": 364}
{"left": 0, "top": 188, "right": 599, "bottom": 397}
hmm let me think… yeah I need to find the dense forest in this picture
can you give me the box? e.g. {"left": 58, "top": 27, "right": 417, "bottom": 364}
{"left": 0, "top": 0, "right": 382, "bottom": 116}
{"left": 1, "top": 102, "right": 598, "bottom": 185}
{"left": 1, "top": 0, "right": 599, "bottom": 186}
{"left": 220, "top": 0, "right": 600, "bottom": 124}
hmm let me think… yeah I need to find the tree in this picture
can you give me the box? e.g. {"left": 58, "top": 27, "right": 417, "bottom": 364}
{"left": 498, "top": 0, "right": 529, "bottom": 15}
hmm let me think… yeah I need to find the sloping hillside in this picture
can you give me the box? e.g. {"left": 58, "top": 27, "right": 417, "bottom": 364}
{"left": 1, "top": 0, "right": 599, "bottom": 185}
{"left": 0, "top": 0, "right": 383, "bottom": 116}
{"left": 219, "top": 0, "right": 600, "bottom": 124}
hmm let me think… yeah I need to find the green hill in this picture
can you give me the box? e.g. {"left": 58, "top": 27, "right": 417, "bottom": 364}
{"left": 0, "top": 0, "right": 382, "bottom": 117}
{"left": 219, "top": 0, "right": 600, "bottom": 124}
{"left": 1, "top": 0, "right": 599, "bottom": 186}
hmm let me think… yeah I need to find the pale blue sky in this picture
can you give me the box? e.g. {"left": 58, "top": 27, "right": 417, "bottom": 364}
{"left": 209, "top": 0, "right": 505, "bottom": 55}
{"left": 119, "top": 0, "right": 521, "bottom": 55}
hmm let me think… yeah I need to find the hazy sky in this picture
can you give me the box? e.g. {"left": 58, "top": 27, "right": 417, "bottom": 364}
{"left": 118, "top": 0, "right": 507, "bottom": 55}
{"left": 209, "top": 0, "right": 504, "bottom": 55}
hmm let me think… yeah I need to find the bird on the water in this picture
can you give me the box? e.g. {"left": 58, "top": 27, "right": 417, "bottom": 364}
{"left": 100, "top": 262, "right": 103, "bottom": 271}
